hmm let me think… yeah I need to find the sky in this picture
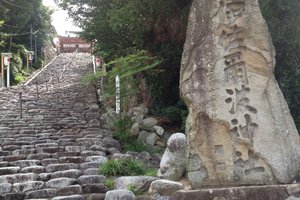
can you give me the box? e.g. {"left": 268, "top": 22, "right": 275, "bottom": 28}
{"left": 42, "top": 0, "right": 82, "bottom": 36}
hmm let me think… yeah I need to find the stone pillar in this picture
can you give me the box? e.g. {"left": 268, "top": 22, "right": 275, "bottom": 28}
{"left": 180, "top": 0, "right": 300, "bottom": 188}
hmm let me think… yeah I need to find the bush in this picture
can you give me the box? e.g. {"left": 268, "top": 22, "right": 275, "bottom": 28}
{"left": 162, "top": 106, "right": 182, "bottom": 123}
{"left": 122, "top": 140, "right": 160, "bottom": 155}
{"left": 104, "top": 178, "right": 115, "bottom": 190}
{"left": 113, "top": 115, "right": 134, "bottom": 143}
{"left": 100, "top": 159, "right": 146, "bottom": 176}
{"left": 160, "top": 100, "right": 188, "bottom": 132}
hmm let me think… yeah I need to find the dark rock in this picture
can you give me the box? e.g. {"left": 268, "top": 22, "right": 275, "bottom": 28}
{"left": 3, "top": 155, "right": 27, "bottom": 162}
{"left": 103, "top": 137, "right": 121, "bottom": 151}
{"left": 82, "top": 184, "right": 107, "bottom": 194}
{"left": 57, "top": 185, "right": 82, "bottom": 196}
{"left": 2, "top": 192, "right": 24, "bottom": 200}
{"left": 0, "top": 167, "right": 20, "bottom": 175}
{"left": 87, "top": 193, "right": 106, "bottom": 200}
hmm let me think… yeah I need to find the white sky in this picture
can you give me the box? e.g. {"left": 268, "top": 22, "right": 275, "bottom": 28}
{"left": 42, "top": 0, "right": 82, "bottom": 36}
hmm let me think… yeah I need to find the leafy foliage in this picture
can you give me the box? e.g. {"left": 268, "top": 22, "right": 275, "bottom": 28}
{"left": 0, "top": 0, "right": 53, "bottom": 85}
{"left": 111, "top": 115, "right": 159, "bottom": 154}
{"left": 59, "top": 0, "right": 191, "bottom": 110}
{"left": 100, "top": 159, "right": 146, "bottom": 176}
{"left": 103, "top": 178, "right": 115, "bottom": 190}
{"left": 65, "top": 0, "right": 299, "bottom": 132}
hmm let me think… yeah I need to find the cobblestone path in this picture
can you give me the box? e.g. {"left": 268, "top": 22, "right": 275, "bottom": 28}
{"left": 0, "top": 53, "right": 112, "bottom": 200}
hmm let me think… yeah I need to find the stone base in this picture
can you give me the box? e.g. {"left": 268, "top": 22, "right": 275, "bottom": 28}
{"left": 170, "top": 184, "right": 300, "bottom": 200}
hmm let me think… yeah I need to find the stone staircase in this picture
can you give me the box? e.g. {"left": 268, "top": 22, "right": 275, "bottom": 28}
{"left": 0, "top": 53, "right": 113, "bottom": 200}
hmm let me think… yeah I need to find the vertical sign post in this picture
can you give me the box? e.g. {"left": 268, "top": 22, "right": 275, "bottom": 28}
{"left": 1, "top": 54, "right": 4, "bottom": 87}
{"left": 1, "top": 53, "right": 12, "bottom": 87}
{"left": 116, "top": 75, "right": 120, "bottom": 114}
{"left": 92, "top": 55, "right": 96, "bottom": 75}
{"left": 27, "top": 51, "right": 34, "bottom": 69}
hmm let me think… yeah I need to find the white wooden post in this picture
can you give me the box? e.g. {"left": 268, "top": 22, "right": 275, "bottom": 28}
{"left": 6, "top": 62, "right": 10, "bottom": 87}
{"left": 2, "top": 54, "right": 12, "bottom": 87}
{"left": 92, "top": 55, "right": 96, "bottom": 75}
{"left": 116, "top": 75, "right": 120, "bottom": 114}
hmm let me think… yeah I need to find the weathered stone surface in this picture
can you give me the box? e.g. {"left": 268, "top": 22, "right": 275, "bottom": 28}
{"left": 142, "top": 117, "right": 157, "bottom": 128}
{"left": 115, "top": 176, "right": 158, "bottom": 193}
{"left": 0, "top": 183, "right": 12, "bottom": 194}
{"left": 149, "top": 180, "right": 183, "bottom": 196}
{"left": 85, "top": 156, "right": 108, "bottom": 163}
{"left": 158, "top": 133, "right": 186, "bottom": 181}
{"left": 1, "top": 192, "right": 24, "bottom": 200}
{"left": 79, "top": 162, "right": 101, "bottom": 170}
{"left": 13, "top": 181, "right": 44, "bottom": 192}
{"left": 57, "top": 185, "right": 82, "bottom": 196}
{"left": 83, "top": 168, "right": 99, "bottom": 175}
{"left": 145, "top": 133, "right": 159, "bottom": 146}
{"left": 103, "top": 137, "right": 121, "bottom": 151}
{"left": 0, "top": 173, "right": 38, "bottom": 184}
{"left": 52, "top": 194, "right": 85, "bottom": 200}
{"left": 46, "top": 163, "right": 78, "bottom": 172}
{"left": 51, "top": 169, "right": 83, "bottom": 179}
{"left": 180, "top": 0, "right": 300, "bottom": 188}
{"left": 45, "top": 178, "right": 76, "bottom": 188}
{"left": 12, "top": 160, "right": 41, "bottom": 168}
{"left": 130, "top": 122, "right": 140, "bottom": 137}
{"left": 25, "top": 189, "right": 57, "bottom": 199}
{"left": 0, "top": 167, "right": 20, "bottom": 175}
{"left": 169, "top": 184, "right": 299, "bottom": 200}
{"left": 286, "top": 197, "right": 300, "bottom": 200}
{"left": 88, "top": 193, "right": 106, "bottom": 200}
{"left": 82, "top": 183, "right": 107, "bottom": 194}
{"left": 104, "top": 189, "right": 135, "bottom": 200}
{"left": 153, "top": 126, "right": 164, "bottom": 136}
{"left": 77, "top": 175, "right": 106, "bottom": 185}
{"left": 20, "top": 166, "right": 45, "bottom": 173}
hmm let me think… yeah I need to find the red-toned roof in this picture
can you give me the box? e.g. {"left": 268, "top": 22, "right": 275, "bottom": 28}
{"left": 58, "top": 36, "right": 89, "bottom": 44}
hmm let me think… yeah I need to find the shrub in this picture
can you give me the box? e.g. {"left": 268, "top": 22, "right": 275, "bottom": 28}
{"left": 100, "top": 159, "right": 146, "bottom": 176}
{"left": 104, "top": 178, "right": 115, "bottom": 190}
{"left": 162, "top": 106, "right": 182, "bottom": 123}
{"left": 113, "top": 115, "right": 134, "bottom": 143}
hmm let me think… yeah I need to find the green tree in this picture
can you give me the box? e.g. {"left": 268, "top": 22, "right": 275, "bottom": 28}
{"left": 0, "top": 0, "right": 53, "bottom": 84}
{"left": 60, "top": 0, "right": 191, "bottom": 110}
{"left": 0, "top": 0, "right": 53, "bottom": 56}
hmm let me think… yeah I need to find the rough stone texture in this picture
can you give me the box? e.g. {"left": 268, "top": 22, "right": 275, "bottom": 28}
{"left": 169, "top": 184, "right": 300, "bottom": 200}
{"left": 130, "top": 122, "right": 140, "bottom": 137}
{"left": 158, "top": 133, "right": 186, "bottom": 181}
{"left": 0, "top": 53, "right": 159, "bottom": 199}
{"left": 45, "top": 177, "right": 76, "bottom": 189}
{"left": 104, "top": 189, "right": 136, "bottom": 200}
{"left": 142, "top": 117, "right": 158, "bottom": 128}
{"left": 13, "top": 181, "right": 44, "bottom": 192}
{"left": 88, "top": 193, "right": 106, "bottom": 200}
{"left": 57, "top": 185, "right": 82, "bottom": 196}
{"left": 52, "top": 194, "right": 85, "bottom": 200}
{"left": 115, "top": 176, "right": 158, "bottom": 193}
{"left": 0, "top": 183, "right": 12, "bottom": 194}
{"left": 180, "top": 0, "right": 300, "bottom": 188}
{"left": 149, "top": 180, "right": 184, "bottom": 197}
{"left": 25, "top": 189, "right": 57, "bottom": 199}
{"left": 153, "top": 126, "right": 164, "bottom": 136}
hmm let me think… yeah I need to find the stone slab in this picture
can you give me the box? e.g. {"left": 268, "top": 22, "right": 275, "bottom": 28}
{"left": 169, "top": 184, "right": 300, "bottom": 200}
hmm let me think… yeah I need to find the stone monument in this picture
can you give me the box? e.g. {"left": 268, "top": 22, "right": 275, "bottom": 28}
{"left": 180, "top": 0, "right": 300, "bottom": 188}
